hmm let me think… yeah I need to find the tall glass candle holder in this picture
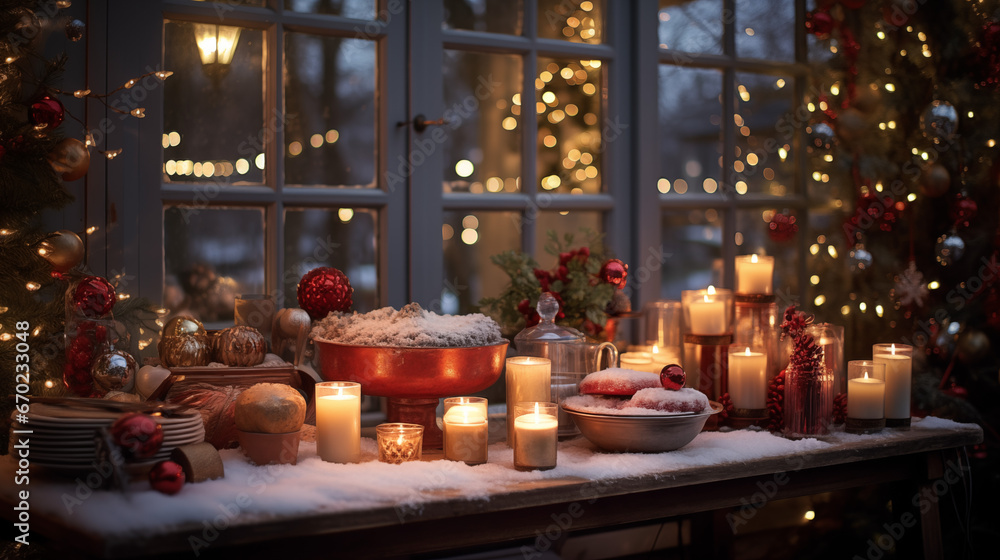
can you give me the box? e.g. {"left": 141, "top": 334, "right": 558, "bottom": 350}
{"left": 846, "top": 360, "right": 886, "bottom": 435}
{"left": 643, "top": 300, "right": 683, "bottom": 358}
{"left": 315, "top": 381, "right": 361, "bottom": 463}
{"left": 809, "top": 323, "right": 845, "bottom": 394}
{"left": 442, "top": 397, "right": 488, "bottom": 465}
{"left": 733, "top": 295, "right": 780, "bottom": 383}
{"left": 783, "top": 360, "right": 833, "bottom": 438}
{"left": 873, "top": 343, "right": 913, "bottom": 429}
{"left": 376, "top": 423, "right": 424, "bottom": 464}
{"left": 512, "top": 402, "right": 558, "bottom": 471}
{"left": 505, "top": 357, "right": 551, "bottom": 447}
{"left": 682, "top": 287, "right": 734, "bottom": 402}
{"left": 727, "top": 346, "right": 768, "bottom": 426}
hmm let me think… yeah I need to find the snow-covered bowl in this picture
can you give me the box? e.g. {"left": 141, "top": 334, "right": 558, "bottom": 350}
{"left": 563, "top": 402, "right": 723, "bottom": 453}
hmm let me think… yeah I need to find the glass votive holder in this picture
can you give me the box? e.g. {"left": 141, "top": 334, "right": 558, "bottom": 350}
{"left": 873, "top": 343, "right": 913, "bottom": 429}
{"left": 735, "top": 254, "right": 775, "bottom": 295}
{"left": 727, "top": 346, "right": 767, "bottom": 414}
{"left": 315, "top": 381, "right": 361, "bottom": 463}
{"left": 512, "top": 402, "right": 558, "bottom": 471}
{"left": 376, "top": 423, "right": 424, "bottom": 464}
{"left": 682, "top": 286, "right": 734, "bottom": 336}
{"left": 505, "top": 357, "right": 551, "bottom": 447}
{"left": 846, "top": 361, "right": 887, "bottom": 434}
{"left": 619, "top": 351, "right": 653, "bottom": 371}
{"left": 234, "top": 294, "right": 276, "bottom": 347}
{"left": 442, "top": 397, "right": 488, "bottom": 465}
{"left": 643, "top": 300, "right": 682, "bottom": 349}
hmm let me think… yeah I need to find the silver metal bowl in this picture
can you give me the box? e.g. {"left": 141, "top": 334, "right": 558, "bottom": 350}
{"left": 563, "top": 402, "right": 723, "bottom": 453}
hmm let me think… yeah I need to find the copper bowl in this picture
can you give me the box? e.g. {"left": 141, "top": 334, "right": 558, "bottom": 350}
{"left": 563, "top": 402, "right": 723, "bottom": 453}
{"left": 314, "top": 340, "right": 509, "bottom": 448}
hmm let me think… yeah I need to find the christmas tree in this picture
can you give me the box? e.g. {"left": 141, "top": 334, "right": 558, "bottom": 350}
{"left": 1, "top": 2, "right": 161, "bottom": 447}
{"left": 798, "top": 0, "right": 998, "bottom": 554}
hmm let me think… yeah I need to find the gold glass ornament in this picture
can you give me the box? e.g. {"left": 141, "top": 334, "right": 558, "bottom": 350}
{"left": 162, "top": 316, "right": 206, "bottom": 338}
{"left": 92, "top": 349, "right": 137, "bottom": 392}
{"left": 215, "top": 325, "right": 267, "bottom": 367}
{"left": 47, "top": 138, "right": 90, "bottom": 181}
{"left": 38, "top": 229, "right": 84, "bottom": 273}
{"left": 158, "top": 333, "right": 211, "bottom": 368}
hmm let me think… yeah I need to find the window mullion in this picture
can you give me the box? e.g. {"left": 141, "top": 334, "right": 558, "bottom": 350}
{"left": 721, "top": 0, "right": 737, "bottom": 289}
{"left": 522, "top": 0, "right": 539, "bottom": 256}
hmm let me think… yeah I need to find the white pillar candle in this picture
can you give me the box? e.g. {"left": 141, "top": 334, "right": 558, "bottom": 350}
{"left": 735, "top": 254, "right": 774, "bottom": 295}
{"left": 873, "top": 344, "right": 912, "bottom": 421}
{"left": 315, "top": 382, "right": 361, "bottom": 463}
{"left": 443, "top": 405, "right": 488, "bottom": 465}
{"left": 688, "top": 287, "right": 727, "bottom": 335}
{"left": 513, "top": 404, "right": 558, "bottom": 471}
{"left": 505, "top": 357, "right": 551, "bottom": 446}
{"left": 728, "top": 347, "right": 767, "bottom": 409}
{"left": 848, "top": 373, "right": 885, "bottom": 419}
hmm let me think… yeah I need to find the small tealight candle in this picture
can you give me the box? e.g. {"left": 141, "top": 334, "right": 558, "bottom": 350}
{"left": 735, "top": 254, "right": 775, "bottom": 295}
{"left": 620, "top": 351, "right": 653, "bottom": 370}
{"left": 505, "top": 357, "right": 551, "bottom": 447}
{"left": 513, "top": 402, "right": 558, "bottom": 471}
{"left": 443, "top": 397, "right": 488, "bottom": 465}
{"left": 846, "top": 360, "right": 887, "bottom": 434}
{"left": 315, "top": 381, "right": 361, "bottom": 463}
{"left": 873, "top": 343, "right": 913, "bottom": 429}
{"left": 376, "top": 423, "right": 424, "bottom": 464}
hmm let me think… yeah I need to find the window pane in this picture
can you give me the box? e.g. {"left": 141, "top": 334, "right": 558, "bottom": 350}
{"left": 441, "top": 50, "right": 522, "bottom": 194}
{"left": 163, "top": 206, "right": 265, "bottom": 325}
{"left": 284, "top": 0, "right": 375, "bottom": 18}
{"left": 534, "top": 211, "right": 603, "bottom": 269}
{"left": 538, "top": 0, "right": 603, "bottom": 44}
{"left": 283, "top": 208, "right": 378, "bottom": 312}
{"left": 444, "top": 0, "right": 523, "bottom": 35}
{"left": 735, "top": 0, "right": 794, "bottom": 61}
{"left": 284, "top": 33, "right": 376, "bottom": 187}
{"left": 163, "top": 22, "right": 264, "bottom": 185}
{"left": 658, "top": 65, "right": 721, "bottom": 195}
{"left": 733, "top": 73, "right": 796, "bottom": 196}
{"left": 658, "top": 0, "right": 722, "bottom": 54}
{"left": 443, "top": 211, "right": 522, "bottom": 314}
{"left": 660, "top": 209, "right": 723, "bottom": 298}
{"left": 537, "top": 57, "right": 603, "bottom": 195}
{"left": 734, "top": 208, "right": 800, "bottom": 300}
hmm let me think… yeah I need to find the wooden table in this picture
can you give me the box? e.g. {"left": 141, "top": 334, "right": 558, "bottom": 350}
{"left": 2, "top": 421, "right": 982, "bottom": 559}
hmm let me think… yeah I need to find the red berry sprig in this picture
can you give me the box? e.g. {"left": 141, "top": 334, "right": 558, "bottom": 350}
{"left": 766, "top": 370, "right": 786, "bottom": 432}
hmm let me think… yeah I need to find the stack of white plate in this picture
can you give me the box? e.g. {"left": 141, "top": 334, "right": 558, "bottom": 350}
{"left": 9, "top": 400, "right": 205, "bottom": 473}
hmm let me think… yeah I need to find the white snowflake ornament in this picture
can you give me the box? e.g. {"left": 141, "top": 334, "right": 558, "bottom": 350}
{"left": 894, "top": 261, "right": 929, "bottom": 307}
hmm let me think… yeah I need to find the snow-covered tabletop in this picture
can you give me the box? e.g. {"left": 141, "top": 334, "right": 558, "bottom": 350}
{"left": 0, "top": 416, "right": 981, "bottom": 558}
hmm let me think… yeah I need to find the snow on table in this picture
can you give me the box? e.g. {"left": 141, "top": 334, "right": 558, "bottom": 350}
{"left": 0, "top": 416, "right": 973, "bottom": 539}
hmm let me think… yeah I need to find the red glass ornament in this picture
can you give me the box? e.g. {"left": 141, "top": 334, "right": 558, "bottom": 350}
{"left": 599, "top": 259, "right": 628, "bottom": 289}
{"left": 110, "top": 413, "right": 163, "bottom": 460}
{"left": 660, "top": 364, "right": 686, "bottom": 391}
{"left": 768, "top": 212, "right": 798, "bottom": 242}
{"left": 149, "top": 461, "right": 186, "bottom": 495}
{"left": 805, "top": 10, "right": 835, "bottom": 38}
{"left": 73, "top": 276, "right": 116, "bottom": 318}
{"left": 951, "top": 195, "right": 978, "bottom": 228}
{"left": 296, "top": 267, "right": 354, "bottom": 321}
{"left": 29, "top": 95, "right": 65, "bottom": 129}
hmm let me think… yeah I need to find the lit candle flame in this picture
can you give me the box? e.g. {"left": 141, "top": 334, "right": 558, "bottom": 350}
{"left": 533, "top": 402, "right": 541, "bottom": 423}
{"left": 864, "top": 371, "right": 869, "bottom": 380}
{"left": 651, "top": 345, "right": 659, "bottom": 354}
{"left": 890, "top": 343, "right": 896, "bottom": 355}
{"left": 751, "top": 254, "right": 759, "bottom": 263}
{"left": 707, "top": 285, "right": 716, "bottom": 295}
{"left": 744, "top": 347, "right": 752, "bottom": 356}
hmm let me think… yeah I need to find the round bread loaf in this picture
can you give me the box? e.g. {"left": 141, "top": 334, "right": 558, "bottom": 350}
{"left": 235, "top": 383, "right": 306, "bottom": 434}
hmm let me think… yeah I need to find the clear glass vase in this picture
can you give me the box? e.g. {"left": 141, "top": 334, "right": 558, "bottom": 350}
{"left": 782, "top": 362, "right": 834, "bottom": 437}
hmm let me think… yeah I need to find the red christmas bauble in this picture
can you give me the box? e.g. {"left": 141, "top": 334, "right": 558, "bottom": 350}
{"left": 149, "top": 460, "right": 186, "bottom": 495}
{"left": 73, "top": 276, "right": 116, "bottom": 318}
{"left": 660, "top": 364, "right": 686, "bottom": 391}
{"left": 599, "top": 259, "right": 628, "bottom": 289}
{"left": 296, "top": 267, "right": 353, "bottom": 321}
{"left": 805, "top": 10, "right": 835, "bottom": 38}
{"left": 768, "top": 212, "right": 798, "bottom": 242}
{"left": 29, "top": 95, "right": 65, "bottom": 129}
{"left": 110, "top": 413, "right": 163, "bottom": 460}
{"left": 950, "top": 195, "right": 977, "bottom": 228}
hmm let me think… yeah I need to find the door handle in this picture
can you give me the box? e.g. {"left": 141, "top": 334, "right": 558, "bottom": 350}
{"left": 402, "top": 114, "right": 451, "bottom": 132}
